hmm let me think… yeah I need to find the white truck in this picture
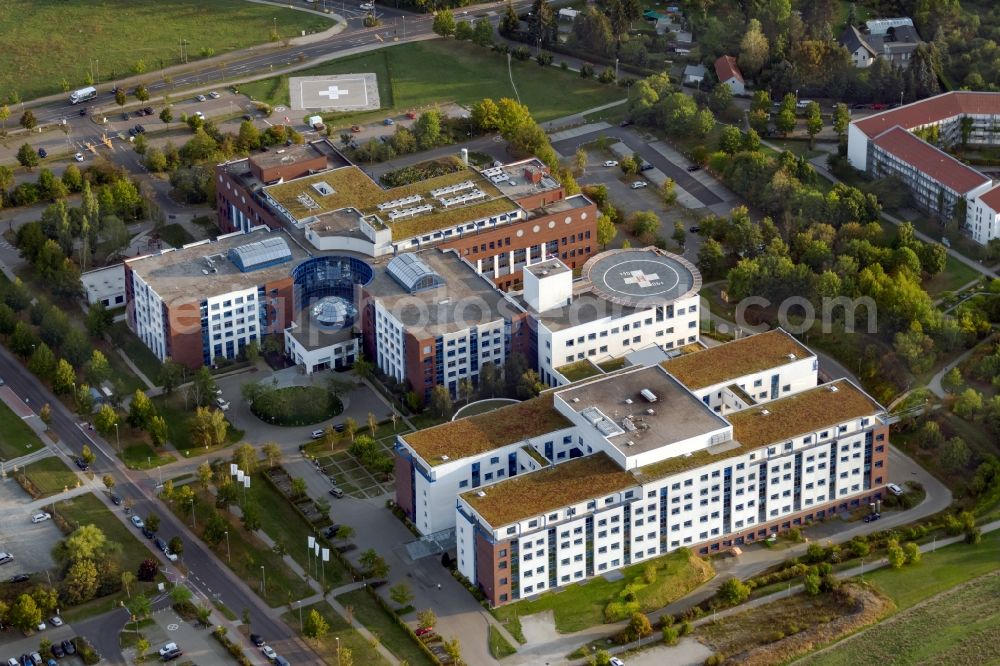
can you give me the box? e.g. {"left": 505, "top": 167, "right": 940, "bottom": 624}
{"left": 69, "top": 86, "right": 97, "bottom": 104}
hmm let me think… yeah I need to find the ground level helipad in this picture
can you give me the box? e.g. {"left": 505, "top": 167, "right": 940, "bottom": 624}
{"left": 288, "top": 73, "right": 381, "bottom": 112}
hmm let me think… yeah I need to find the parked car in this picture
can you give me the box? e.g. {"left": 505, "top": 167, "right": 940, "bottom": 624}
{"left": 5, "top": 658, "right": 16, "bottom": 666}
{"left": 79, "top": 107, "right": 87, "bottom": 116}
{"left": 602, "top": 160, "right": 618, "bottom": 167}
{"left": 50, "top": 643, "right": 64, "bottom": 659}
{"left": 75, "top": 458, "right": 89, "bottom": 470}
{"left": 630, "top": 181, "right": 647, "bottom": 189}
{"left": 383, "top": 118, "right": 394, "bottom": 125}
{"left": 311, "top": 429, "right": 325, "bottom": 440}
{"left": 360, "top": 1, "right": 374, "bottom": 9}
{"left": 333, "top": 423, "right": 346, "bottom": 432}
{"left": 158, "top": 643, "right": 178, "bottom": 658}
{"left": 35, "top": 622, "right": 45, "bottom": 632}
{"left": 8, "top": 574, "right": 29, "bottom": 583}
{"left": 249, "top": 634, "right": 265, "bottom": 647}
{"left": 864, "top": 512, "right": 881, "bottom": 523}
{"left": 195, "top": 94, "right": 207, "bottom": 102}
{"left": 261, "top": 645, "right": 277, "bottom": 660}
{"left": 30, "top": 654, "right": 42, "bottom": 666}
{"left": 131, "top": 516, "right": 145, "bottom": 529}
{"left": 110, "top": 494, "right": 122, "bottom": 505}
{"left": 134, "top": 124, "right": 146, "bottom": 134}
{"left": 243, "top": 114, "right": 254, "bottom": 121}
{"left": 415, "top": 626, "right": 434, "bottom": 636}
{"left": 405, "top": 110, "right": 417, "bottom": 119}
{"left": 37, "top": 148, "right": 47, "bottom": 159}
{"left": 686, "top": 164, "right": 701, "bottom": 172}
{"left": 0, "top": 553, "right": 14, "bottom": 565}
{"left": 688, "top": 226, "right": 701, "bottom": 233}
{"left": 60, "top": 641, "right": 75, "bottom": 656}
{"left": 49, "top": 616, "right": 62, "bottom": 627}
{"left": 30, "top": 512, "right": 51, "bottom": 524}
{"left": 350, "top": 125, "right": 361, "bottom": 133}
{"left": 74, "top": 152, "right": 85, "bottom": 162}
{"left": 142, "top": 527, "right": 155, "bottom": 539}
{"left": 609, "top": 657, "right": 625, "bottom": 666}
{"left": 209, "top": 91, "right": 220, "bottom": 99}
{"left": 329, "top": 487, "right": 344, "bottom": 499}
{"left": 18, "top": 655, "right": 30, "bottom": 666}
{"left": 143, "top": 107, "right": 154, "bottom": 115}
{"left": 160, "top": 648, "right": 182, "bottom": 662}
{"left": 322, "top": 524, "right": 342, "bottom": 539}
{"left": 887, "top": 483, "right": 903, "bottom": 496}
{"left": 215, "top": 397, "right": 230, "bottom": 411}
{"left": 128, "top": 128, "right": 137, "bottom": 137}
{"left": 194, "top": 111, "right": 205, "bottom": 120}
{"left": 619, "top": 119, "right": 633, "bottom": 127}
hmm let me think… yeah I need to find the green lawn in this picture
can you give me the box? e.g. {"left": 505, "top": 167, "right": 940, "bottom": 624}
{"left": 53, "top": 492, "right": 151, "bottom": 567}
{"left": 0, "top": 400, "right": 44, "bottom": 460}
{"left": 110, "top": 322, "right": 163, "bottom": 386}
{"left": 0, "top": 0, "right": 334, "bottom": 100}
{"left": 923, "top": 255, "right": 982, "bottom": 297}
{"left": 118, "top": 442, "right": 176, "bottom": 470}
{"left": 864, "top": 528, "right": 1000, "bottom": 611}
{"left": 492, "top": 549, "right": 713, "bottom": 637}
{"left": 800, "top": 571, "right": 1000, "bottom": 666}
{"left": 21, "top": 456, "right": 79, "bottom": 497}
{"left": 489, "top": 624, "right": 517, "bottom": 659}
{"left": 556, "top": 360, "right": 601, "bottom": 383}
{"left": 251, "top": 386, "right": 343, "bottom": 426}
{"left": 250, "top": 471, "right": 350, "bottom": 585}
{"left": 152, "top": 393, "right": 242, "bottom": 454}
{"left": 241, "top": 40, "right": 624, "bottom": 124}
{"left": 157, "top": 223, "right": 195, "bottom": 248}
{"left": 335, "top": 589, "right": 435, "bottom": 666}
{"left": 165, "top": 484, "right": 313, "bottom": 607}
{"left": 282, "top": 601, "right": 389, "bottom": 666}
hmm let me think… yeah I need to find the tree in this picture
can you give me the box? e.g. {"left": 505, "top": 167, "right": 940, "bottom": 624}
{"left": 262, "top": 442, "right": 282, "bottom": 468}
{"left": 19, "top": 110, "right": 37, "bottom": 131}
{"left": 806, "top": 101, "right": 823, "bottom": 148}
{"left": 53, "top": 359, "right": 76, "bottom": 396}
{"left": 941, "top": 436, "right": 971, "bottom": 473}
{"left": 709, "top": 83, "right": 733, "bottom": 116}
{"left": 159, "top": 107, "right": 173, "bottom": 124}
{"left": 887, "top": 539, "right": 906, "bottom": 569}
{"left": 455, "top": 20, "right": 473, "bottom": 41}
{"left": 672, "top": 222, "right": 686, "bottom": 248}
{"left": 236, "top": 121, "right": 261, "bottom": 152}
{"left": 95, "top": 404, "right": 118, "bottom": 437}
{"left": 832, "top": 103, "right": 850, "bottom": 140}
{"left": 953, "top": 388, "right": 983, "bottom": 419}
{"left": 413, "top": 110, "right": 442, "bottom": 150}
{"left": 430, "top": 384, "right": 453, "bottom": 418}
{"left": 189, "top": 406, "right": 228, "bottom": 449}
{"left": 739, "top": 19, "right": 769, "bottom": 77}
{"left": 718, "top": 125, "right": 743, "bottom": 154}
{"left": 59, "top": 559, "right": 99, "bottom": 605}
{"left": 903, "top": 541, "right": 921, "bottom": 564}
{"left": 433, "top": 9, "right": 456, "bottom": 37}
{"left": 241, "top": 502, "right": 261, "bottom": 532}
{"left": 203, "top": 512, "right": 228, "bottom": 546}
{"left": 443, "top": 637, "right": 463, "bottom": 664}
{"left": 630, "top": 210, "right": 661, "bottom": 244}
{"left": 627, "top": 611, "right": 653, "bottom": 640}
{"left": 776, "top": 108, "right": 796, "bottom": 135}
{"left": 102, "top": 474, "right": 116, "bottom": 491}
{"left": 234, "top": 443, "right": 258, "bottom": 475}
{"left": 80, "top": 444, "right": 96, "bottom": 465}
{"left": 472, "top": 17, "right": 494, "bottom": 46}
{"left": 389, "top": 582, "right": 413, "bottom": 608}
{"left": 717, "top": 577, "right": 750, "bottom": 605}
{"left": 8, "top": 594, "right": 41, "bottom": 632}
{"left": 114, "top": 88, "right": 127, "bottom": 108}
{"left": 148, "top": 415, "right": 168, "bottom": 447}
{"left": 134, "top": 84, "right": 150, "bottom": 102}
{"left": 417, "top": 608, "right": 436, "bottom": 630}
{"left": 16, "top": 143, "right": 39, "bottom": 169}
{"left": 0, "top": 104, "right": 8, "bottom": 131}
{"left": 596, "top": 216, "right": 617, "bottom": 249}
{"left": 136, "top": 638, "right": 150, "bottom": 660}
{"left": 517, "top": 370, "right": 544, "bottom": 399}
{"left": 169, "top": 536, "right": 184, "bottom": 558}
{"left": 335, "top": 525, "right": 355, "bottom": 542}
{"left": 127, "top": 389, "right": 155, "bottom": 430}
{"left": 303, "top": 608, "right": 329, "bottom": 639}
{"left": 941, "top": 367, "right": 964, "bottom": 394}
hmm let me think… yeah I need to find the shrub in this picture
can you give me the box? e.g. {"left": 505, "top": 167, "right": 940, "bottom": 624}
{"left": 705, "top": 654, "right": 724, "bottom": 666}
{"left": 643, "top": 563, "right": 657, "bottom": 584}
{"left": 717, "top": 577, "right": 751, "bottom": 606}
{"left": 662, "top": 624, "right": 679, "bottom": 645}
{"left": 679, "top": 620, "right": 692, "bottom": 636}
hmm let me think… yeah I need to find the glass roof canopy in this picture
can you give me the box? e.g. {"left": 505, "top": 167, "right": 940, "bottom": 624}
{"left": 386, "top": 253, "right": 445, "bottom": 293}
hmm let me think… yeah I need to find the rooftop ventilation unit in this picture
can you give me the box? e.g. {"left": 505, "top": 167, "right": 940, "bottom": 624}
{"left": 624, "top": 398, "right": 633, "bottom": 405}
{"left": 622, "top": 417, "right": 637, "bottom": 432}
{"left": 760, "top": 409, "right": 771, "bottom": 416}
{"left": 201, "top": 269, "right": 209, "bottom": 275}
{"left": 476, "top": 490, "right": 486, "bottom": 497}
{"left": 787, "top": 353, "right": 797, "bottom": 360}
{"left": 311, "top": 181, "right": 335, "bottom": 196}
{"left": 646, "top": 408, "right": 655, "bottom": 415}
{"left": 571, "top": 397, "right": 580, "bottom": 403}
{"left": 440, "top": 454, "right": 450, "bottom": 461}
{"left": 829, "top": 385, "right": 839, "bottom": 393}
{"left": 640, "top": 389, "right": 658, "bottom": 403}
{"left": 626, "top": 440, "right": 634, "bottom": 447}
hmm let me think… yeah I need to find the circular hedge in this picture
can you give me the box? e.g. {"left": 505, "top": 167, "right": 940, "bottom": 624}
{"left": 250, "top": 386, "right": 343, "bottom": 426}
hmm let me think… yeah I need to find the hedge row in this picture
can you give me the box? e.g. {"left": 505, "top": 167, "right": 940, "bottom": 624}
{"left": 211, "top": 626, "right": 252, "bottom": 666}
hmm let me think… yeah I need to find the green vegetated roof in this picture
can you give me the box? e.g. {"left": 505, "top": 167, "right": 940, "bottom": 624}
{"left": 404, "top": 394, "right": 572, "bottom": 466}
{"left": 661, "top": 329, "right": 811, "bottom": 390}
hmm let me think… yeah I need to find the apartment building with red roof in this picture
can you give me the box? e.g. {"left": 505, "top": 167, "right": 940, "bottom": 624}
{"left": 847, "top": 91, "right": 1000, "bottom": 245}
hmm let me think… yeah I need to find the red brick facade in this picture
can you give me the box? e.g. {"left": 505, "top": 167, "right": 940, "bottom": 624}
{"left": 475, "top": 531, "right": 513, "bottom": 606}
{"left": 394, "top": 455, "right": 415, "bottom": 520}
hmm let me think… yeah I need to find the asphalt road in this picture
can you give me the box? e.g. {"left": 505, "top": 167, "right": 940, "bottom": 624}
{"left": 0, "top": 346, "right": 311, "bottom": 665}
{"left": 551, "top": 126, "right": 724, "bottom": 207}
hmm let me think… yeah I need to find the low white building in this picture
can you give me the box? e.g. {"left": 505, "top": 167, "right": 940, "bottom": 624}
{"left": 512, "top": 248, "right": 702, "bottom": 387}
{"left": 283, "top": 296, "right": 360, "bottom": 374}
{"left": 81, "top": 264, "right": 126, "bottom": 309}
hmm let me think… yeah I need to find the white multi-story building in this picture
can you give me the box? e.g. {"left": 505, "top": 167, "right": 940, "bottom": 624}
{"left": 847, "top": 91, "right": 1000, "bottom": 245}
{"left": 394, "top": 330, "right": 891, "bottom": 606}
{"left": 512, "top": 248, "right": 702, "bottom": 386}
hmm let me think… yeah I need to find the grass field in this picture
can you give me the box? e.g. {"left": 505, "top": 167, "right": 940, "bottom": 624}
{"left": 864, "top": 528, "right": 1000, "bottom": 611}
{"left": 335, "top": 588, "right": 435, "bottom": 666}
{"left": 157, "top": 223, "right": 195, "bottom": 248}
{"left": 111, "top": 322, "right": 163, "bottom": 386}
{"left": 152, "top": 393, "right": 242, "bottom": 455}
{"left": 282, "top": 601, "right": 389, "bottom": 666}
{"left": 53, "top": 492, "right": 151, "bottom": 567}
{"left": 240, "top": 40, "right": 625, "bottom": 125}
{"left": 118, "top": 442, "right": 177, "bottom": 470}
{"left": 0, "top": 0, "right": 334, "bottom": 100}
{"left": 22, "top": 457, "right": 79, "bottom": 497}
{"left": 489, "top": 624, "right": 517, "bottom": 659}
{"left": 492, "top": 549, "right": 713, "bottom": 638}
{"left": 799, "top": 572, "right": 1000, "bottom": 666}
{"left": 166, "top": 484, "right": 313, "bottom": 607}
{"left": 0, "top": 400, "right": 44, "bottom": 460}
{"left": 923, "top": 255, "right": 982, "bottom": 297}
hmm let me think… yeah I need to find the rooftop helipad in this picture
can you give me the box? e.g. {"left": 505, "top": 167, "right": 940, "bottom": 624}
{"left": 581, "top": 247, "right": 700, "bottom": 307}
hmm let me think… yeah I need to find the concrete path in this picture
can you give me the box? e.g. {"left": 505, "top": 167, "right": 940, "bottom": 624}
{"left": 926, "top": 343, "right": 980, "bottom": 399}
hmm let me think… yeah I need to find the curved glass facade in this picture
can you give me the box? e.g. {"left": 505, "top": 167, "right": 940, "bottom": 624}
{"left": 292, "top": 256, "right": 374, "bottom": 311}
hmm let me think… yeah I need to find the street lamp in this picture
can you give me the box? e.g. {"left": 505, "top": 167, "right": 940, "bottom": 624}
{"left": 335, "top": 637, "right": 340, "bottom": 665}
{"left": 298, "top": 601, "right": 303, "bottom": 630}
{"left": 114, "top": 421, "right": 120, "bottom": 453}
{"left": 189, "top": 498, "right": 196, "bottom": 529}
{"left": 224, "top": 530, "right": 231, "bottom": 562}
{"left": 260, "top": 565, "right": 266, "bottom": 596}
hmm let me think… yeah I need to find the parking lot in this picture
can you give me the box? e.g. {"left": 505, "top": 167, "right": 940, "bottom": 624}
{"left": 0, "top": 477, "right": 63, "bottom": 579}
{"left": 0, "top": 628, "right": 86, "bottom": 666}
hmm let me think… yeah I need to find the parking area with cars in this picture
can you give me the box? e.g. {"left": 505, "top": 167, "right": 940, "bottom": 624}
{"left": 0, "top": 479, "right": 63, "bottom": 579}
